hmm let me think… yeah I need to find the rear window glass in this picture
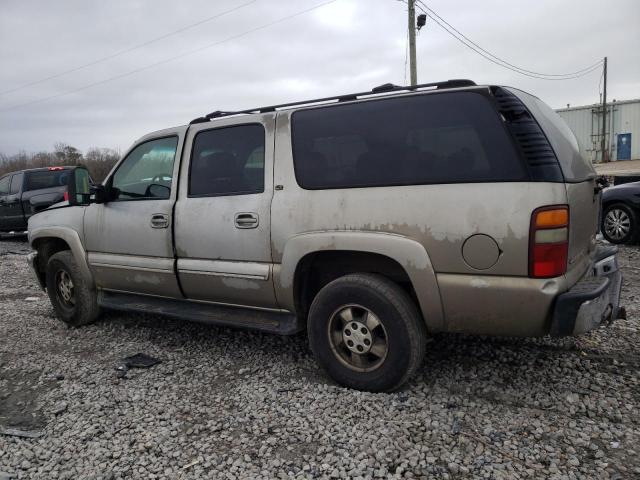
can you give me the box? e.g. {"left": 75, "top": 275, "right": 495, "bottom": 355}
{"left": 292, "top": 91, "right": 526, "bottom": 189}
{"left": 25, "top": 170, "right": 70, "bottom": 191}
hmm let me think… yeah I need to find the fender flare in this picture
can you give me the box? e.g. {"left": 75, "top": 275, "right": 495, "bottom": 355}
{"left": 30, "top": 226, "right": 94, "bottom": 285}
{"left": 276, "top": 231, "right": 444, "bottom": 332}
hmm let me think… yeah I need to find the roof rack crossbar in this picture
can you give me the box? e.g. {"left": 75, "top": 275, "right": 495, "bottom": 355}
{"left": 190, "top": 79, "right": 475, "bottom": 124}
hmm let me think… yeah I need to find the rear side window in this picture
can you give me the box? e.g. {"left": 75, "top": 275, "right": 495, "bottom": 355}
{"left": 25, "top": 170, "right": 70, "bottom": 191}
{"left": 10, "top": 173, "right": 23, "bottom": 194}
{"left": 189, "top": 124, "right": 265, "bottom": 197}
{"left": 292, "top": 91, "right": 526, "bottom": 189}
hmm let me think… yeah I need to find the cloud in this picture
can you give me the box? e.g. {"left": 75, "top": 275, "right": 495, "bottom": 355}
{"left": 0, "top": 0, "right": 638, "bottom": 154}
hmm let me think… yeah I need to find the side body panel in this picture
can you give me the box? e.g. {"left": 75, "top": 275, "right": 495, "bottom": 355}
{"left": 510, "top": 87, "right": 600, "bottom": 287}
{"left": 271, "top": 111, "right": 569, "bottom": 335}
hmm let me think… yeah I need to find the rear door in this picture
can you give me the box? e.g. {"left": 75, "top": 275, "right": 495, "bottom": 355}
{"left": 174, "top": 114, "right": 278, "bottom": 308}
{"left": 84, "top": 132, "right": 184, "bottom": 297}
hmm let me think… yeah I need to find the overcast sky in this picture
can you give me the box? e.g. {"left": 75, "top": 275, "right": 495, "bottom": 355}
{"left": 1, "top": 0, "right": 638, "bottom": 155}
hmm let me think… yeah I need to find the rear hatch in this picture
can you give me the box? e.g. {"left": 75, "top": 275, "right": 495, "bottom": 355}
{"left": 508, "top": 88, "right": 599, "bottom": 281}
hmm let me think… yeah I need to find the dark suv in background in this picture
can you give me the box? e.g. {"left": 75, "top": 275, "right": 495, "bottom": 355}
{"left": 0, "top": 167, "right": 74, "bottom": 234}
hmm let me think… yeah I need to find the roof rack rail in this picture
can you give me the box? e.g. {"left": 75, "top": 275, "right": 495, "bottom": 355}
{"left": 189, "top": 79, "right": 476, "bottom": 124}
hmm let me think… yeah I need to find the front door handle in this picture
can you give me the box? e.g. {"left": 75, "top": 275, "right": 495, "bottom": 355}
{"left": 150, "top": 213, "right": 170, "bottom": 229}
{"left": 234, "top": 212, "right": 259, "bottom": 229}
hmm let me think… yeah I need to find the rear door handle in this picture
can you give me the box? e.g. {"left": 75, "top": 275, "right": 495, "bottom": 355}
{"left": 234, "top": 212, "right": 259, "bottom": 229}
{"left": 150, "top": 213, "right": 170, "bottom": 229}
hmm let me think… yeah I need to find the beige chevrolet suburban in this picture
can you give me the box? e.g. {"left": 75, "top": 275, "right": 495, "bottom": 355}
{"left": 27, "top": 80, "right": 623, "bottom": 391}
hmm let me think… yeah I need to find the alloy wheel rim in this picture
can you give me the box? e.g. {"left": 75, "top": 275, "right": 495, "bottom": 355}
{"left": 55, "top": 269, "right": 75, "bottom": 308}
{"left": 604, "top": 209, "right": 631, "bottom": 241}
{"left": 327, "top": 304, "right": 388, "bottom": 372}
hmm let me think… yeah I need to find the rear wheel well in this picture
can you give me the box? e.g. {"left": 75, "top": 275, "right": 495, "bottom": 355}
{"left": 293, "top": 251, "right": 420, "bottom": 323}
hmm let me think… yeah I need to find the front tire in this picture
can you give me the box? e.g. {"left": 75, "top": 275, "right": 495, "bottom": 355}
{"left": 308, "top": 273, "right": 426, "bottom": 392}
{"left": 602, "top": 203, "right": 638, "bottom": 244}
{"left": 45, "top": 250, "right": 100, "bottom": 327}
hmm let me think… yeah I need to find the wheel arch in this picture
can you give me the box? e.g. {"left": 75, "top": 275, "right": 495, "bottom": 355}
{"left": 30, "top": 227, "right": 94, "bottom": 286}
{"left": 275, "top": 231, "right": 444, "bottom": 332}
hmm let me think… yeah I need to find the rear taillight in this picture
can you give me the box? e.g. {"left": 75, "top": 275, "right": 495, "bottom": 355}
{"left": 529, "top": 205, "right": 569, "bottom": 278}
{"left": 63, "top": 191, "right": 69, "bottom": 201}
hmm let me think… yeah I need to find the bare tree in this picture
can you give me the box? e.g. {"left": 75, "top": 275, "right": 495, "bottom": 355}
{"left": 0, "top": 144, "right": 120, "bottom": 182}
{"left": 84, "top": 147, "right": 120, "bottom": 182}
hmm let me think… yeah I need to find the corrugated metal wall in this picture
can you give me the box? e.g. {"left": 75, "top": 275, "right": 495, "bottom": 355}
{"left": 556, "top": 99, "right": 640, "bottom": 162}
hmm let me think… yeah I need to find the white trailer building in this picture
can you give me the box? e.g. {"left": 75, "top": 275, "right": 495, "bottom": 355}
{"left": 556, "top": 98, "right": 640, "bottom": 163}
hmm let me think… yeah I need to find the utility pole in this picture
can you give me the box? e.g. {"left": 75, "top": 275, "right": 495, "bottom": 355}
{"left": 600, "top": 56, "right": 608, "bottom": 162}
{"left": 408, "top": 0, "right": 417, "bottom": 86}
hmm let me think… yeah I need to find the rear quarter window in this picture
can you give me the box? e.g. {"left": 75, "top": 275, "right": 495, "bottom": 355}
{"left": 25, "top": 170, "right": 70, "bottom": 191}
{"left": 292, "top": 91, "right": 526, "bottom": 189}
{"left": 507, "top": 87, "right": 595, "bottom": 183}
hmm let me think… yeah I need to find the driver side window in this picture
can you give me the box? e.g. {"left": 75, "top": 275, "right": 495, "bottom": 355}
{"left": 112, "top": 136, "right": 178, "bottom": 200}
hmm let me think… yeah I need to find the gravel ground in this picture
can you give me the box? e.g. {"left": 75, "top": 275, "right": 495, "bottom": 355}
{"left": 0, "top": 237, "right": 639, "bottom": 480}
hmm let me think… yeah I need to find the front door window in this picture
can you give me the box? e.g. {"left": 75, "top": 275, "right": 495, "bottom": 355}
{"left": 112, "top": 137, "right": 178, "bottom": 200}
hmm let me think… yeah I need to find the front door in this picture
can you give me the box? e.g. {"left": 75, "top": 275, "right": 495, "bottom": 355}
{"left": 5, "top": 173, "right": 25, "bottom": 230}
{"left": 174, "top": 115, "right": 278, "bottom": 309}
{"left": 84, "top": 132, "right": 184, "bottom": 297}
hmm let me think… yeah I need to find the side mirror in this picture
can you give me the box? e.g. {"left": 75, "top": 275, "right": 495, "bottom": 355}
{"left": 91, "top": 184, "right": 110, "bottom": 204}
{"left": 67, "top": 166, "right": 92, "bottom": 206}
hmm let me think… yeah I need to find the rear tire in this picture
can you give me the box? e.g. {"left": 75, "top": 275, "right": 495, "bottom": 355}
{"left": 307, "top": 273, "right": 426, "bottom": 392}
{"left": 45, "top": 250, "right": 100, "bottom": 327}
{"left": 602, "top": 203, "right": 638, "bottom": 244}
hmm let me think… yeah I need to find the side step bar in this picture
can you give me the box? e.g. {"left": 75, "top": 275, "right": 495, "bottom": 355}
{"left": 98, "top": 291, "right": 303, "bottom": 335}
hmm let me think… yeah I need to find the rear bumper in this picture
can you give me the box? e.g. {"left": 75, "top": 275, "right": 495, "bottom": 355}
{"left": 550, "top": 245, "right": 623, "bottom": 336}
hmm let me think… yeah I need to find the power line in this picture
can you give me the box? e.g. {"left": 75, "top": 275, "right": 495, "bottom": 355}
{"left": 411, "top": 0, "right": 603, "bottom": 80}
{"left": 416, "top": 0, "right": 602, "bottom": 78}
{"left": 0, "top": 0, "right": 336, "bottom": 113}
{"left": 0, "top": 0, "right": 259, "bottom": 97}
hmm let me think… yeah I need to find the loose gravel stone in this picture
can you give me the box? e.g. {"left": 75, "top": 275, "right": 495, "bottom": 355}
{"left": 0, "top": 237, "right": 639, "bottom": 479}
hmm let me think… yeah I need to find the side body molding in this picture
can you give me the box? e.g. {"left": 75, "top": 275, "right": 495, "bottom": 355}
{"left": 275, "top": 231, "right": 444, "bottom": 332}
{"left": 30, "top": 226, "right": 94, "bottom": 285}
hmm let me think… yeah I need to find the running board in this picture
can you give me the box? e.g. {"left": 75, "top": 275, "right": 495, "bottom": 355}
{"left": 98, "top": 291, "right": 302, "bottom": 335}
